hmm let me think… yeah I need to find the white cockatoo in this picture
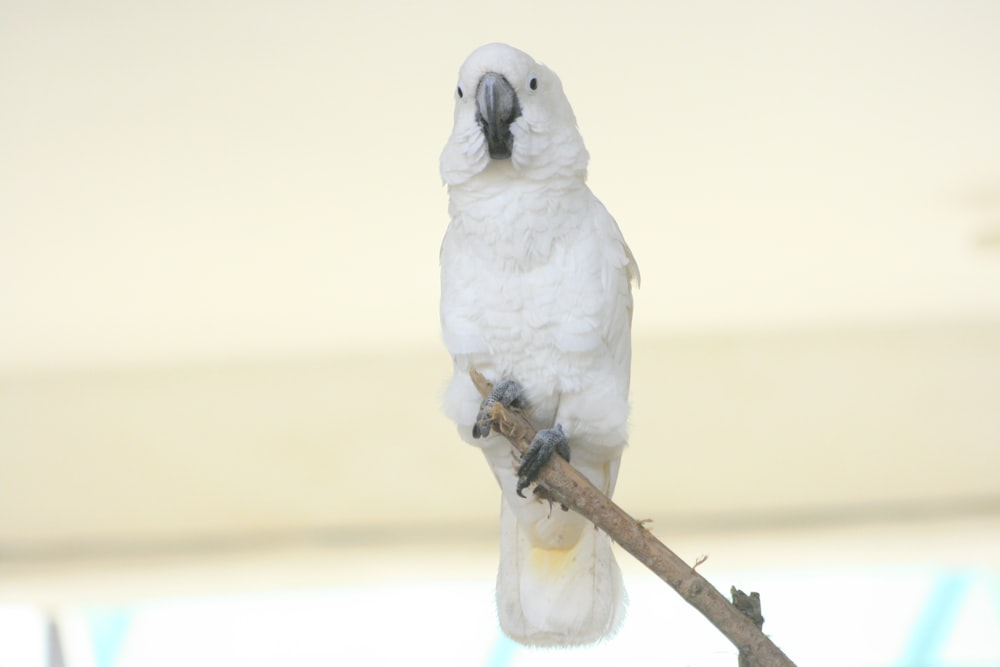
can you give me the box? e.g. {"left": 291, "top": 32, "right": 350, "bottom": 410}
{"left": 439, "top": 43, "right": 639, "bottom": 647}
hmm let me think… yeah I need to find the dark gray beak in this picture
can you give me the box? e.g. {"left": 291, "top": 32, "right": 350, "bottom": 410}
{"left": 476, "top": 72, "right": 521, "bottom": 160}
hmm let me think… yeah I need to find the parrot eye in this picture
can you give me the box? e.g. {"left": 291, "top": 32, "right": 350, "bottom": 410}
{"left": 528, "top": 76, "right": 538, "bottom": 91}
{"left": 457, "top": 85, "right": 464, "bottom": 98}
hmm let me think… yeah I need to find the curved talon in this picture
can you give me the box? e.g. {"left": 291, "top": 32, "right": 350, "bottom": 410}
{"left": 516, "top": 424, "right": 569, "bottom": 497}
{"left": 472, "top": 379, "right": 524, "bottom": 439}
{"left": 472, "top": 398, "right": 496, "bottom": 438}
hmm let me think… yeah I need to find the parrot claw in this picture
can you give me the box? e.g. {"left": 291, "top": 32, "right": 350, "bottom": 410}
{"left": 516, "top": 424, "right": 569, "bottom": 497}
{"left": 473, "top": 379, "right": 524, "bottom": 439}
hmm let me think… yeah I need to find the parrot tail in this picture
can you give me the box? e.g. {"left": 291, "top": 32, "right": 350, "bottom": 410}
{"left": 495, "top": 493, "right": 627, "bottom": 646}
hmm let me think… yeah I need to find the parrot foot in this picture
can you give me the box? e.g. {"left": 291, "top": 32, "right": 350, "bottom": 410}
{"left": 472, "top": 378, "right": 524, "bottom": 439}
{"left": 516, "top": 424, "right": 569, "bottom": 498}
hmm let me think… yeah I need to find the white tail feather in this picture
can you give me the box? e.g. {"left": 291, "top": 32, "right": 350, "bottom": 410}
{"left": 495, "top": 490, "right": 626, "bottom": 646}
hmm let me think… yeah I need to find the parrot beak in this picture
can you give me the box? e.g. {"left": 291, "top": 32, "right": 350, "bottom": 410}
{"left": 476, "top": 72, "right": 521, "bottom": 160}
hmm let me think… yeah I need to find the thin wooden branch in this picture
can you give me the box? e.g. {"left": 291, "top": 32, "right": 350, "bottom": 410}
{"left": 471, "top": 369, "right": 795, "bottom": 667}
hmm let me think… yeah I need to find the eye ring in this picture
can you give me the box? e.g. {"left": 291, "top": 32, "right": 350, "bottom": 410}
{"left": 528, "top": 76, "right": 538, "bottom": 91}
{"left": 457, "top": 85, "right": 463, "bottom": 98}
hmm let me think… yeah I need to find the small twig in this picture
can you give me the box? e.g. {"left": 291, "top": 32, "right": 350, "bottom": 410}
{"left": 732, "top": 588, "right": 766, "bottom": 667}
{"left": 471, "top": 369, "right": 795, "bottom": 667}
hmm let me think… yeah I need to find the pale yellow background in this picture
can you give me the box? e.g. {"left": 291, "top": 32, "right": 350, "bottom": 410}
{"left": 1, "top": 1, "right": 999, "bottom": 566}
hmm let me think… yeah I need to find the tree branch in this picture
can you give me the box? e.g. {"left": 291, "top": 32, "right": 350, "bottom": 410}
{"left": 471, "top": 369, "right": 795, "bottom": 667}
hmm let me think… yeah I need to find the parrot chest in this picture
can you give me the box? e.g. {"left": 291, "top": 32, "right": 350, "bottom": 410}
{"left": 442, "top": 187, "right": 605, "bottom": 400}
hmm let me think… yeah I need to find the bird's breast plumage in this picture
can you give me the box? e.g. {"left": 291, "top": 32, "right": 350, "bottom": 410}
{"left": 441, "top": 175, "right": 624, "bottom": 421}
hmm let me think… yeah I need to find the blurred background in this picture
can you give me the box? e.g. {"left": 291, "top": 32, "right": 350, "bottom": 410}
{"left": 2, "top": 1, "right": 999, "bottom": 665}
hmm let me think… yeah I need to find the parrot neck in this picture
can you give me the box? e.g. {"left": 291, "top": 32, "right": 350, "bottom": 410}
{"left": 448, "top": 164, "right": 586, "bottom": 211}
{"left": 446, "top": 169, "right": 593, "bottom": 271}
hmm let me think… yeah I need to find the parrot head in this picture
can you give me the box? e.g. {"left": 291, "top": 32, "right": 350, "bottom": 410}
{"left": 441, "top": 43, "right": 589, "bottom": 186}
